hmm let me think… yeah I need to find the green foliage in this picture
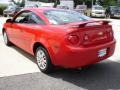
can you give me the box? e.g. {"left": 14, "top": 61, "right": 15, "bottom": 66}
{"left": 99, "top": 0, "right": 117, "bottom": 7}
{"left": 0, "top": 4, "right": 7, "bottom": 15}
{"left": 11, "top": 0, "right": 25, "bottom": 7}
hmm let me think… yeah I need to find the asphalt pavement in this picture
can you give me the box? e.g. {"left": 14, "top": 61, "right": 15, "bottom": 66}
{"left": 1, "top": 60, "right": 120, "bottom": 90}
{"left": 0, "top": 17, "right": 120, "bottom": 90}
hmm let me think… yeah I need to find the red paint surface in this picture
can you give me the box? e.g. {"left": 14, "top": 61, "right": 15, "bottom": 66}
{"left": 3, "top": 8, "right": 116, "bottom": 68}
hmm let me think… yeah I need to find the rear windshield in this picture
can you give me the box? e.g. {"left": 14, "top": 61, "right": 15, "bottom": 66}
{"left": 44, "top": 10, "right": 91, "bottom": 25}
{"left": 110, "top": 6, "right": 119, "bottom": 12}
{"left": 93, "top": 6, "right": 103, "bottom": 10}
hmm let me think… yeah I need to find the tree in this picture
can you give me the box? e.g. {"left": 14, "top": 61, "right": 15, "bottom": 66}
{"left": 73, "top": 0, "right": 95, "bottom": 8}
{"left": 11, "top": 0, "right": 25, "bottom": 7}
{"left": 99, "top": 0, "right": 117, "bottom": 7}
{"left": 52, "top": 0, "right": 60, "bottom": 7}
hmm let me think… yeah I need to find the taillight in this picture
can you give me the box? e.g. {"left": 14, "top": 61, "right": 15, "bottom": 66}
{"left": 68, "top": 35, "right": 80, "bottom": 45}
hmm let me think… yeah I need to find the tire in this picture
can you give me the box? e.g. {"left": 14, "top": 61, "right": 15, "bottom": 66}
{"left": 3, "top": 14, "right": 7, "bottom": 17}
{"left": 110, "top": 14, "right": 113, "bottom": 19}
{"left": 35, "top": 46, "right": 54, "bottom": 73}
{"left": 3, "top": 31, "right": 12, "bottom": 46}
{"left": 90, "top": 13, "right": 93, "bottom": 18}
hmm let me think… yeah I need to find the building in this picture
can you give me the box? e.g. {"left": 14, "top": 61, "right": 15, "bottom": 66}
{"left": 26, "top": 0, "right": 74, "bottom": 9}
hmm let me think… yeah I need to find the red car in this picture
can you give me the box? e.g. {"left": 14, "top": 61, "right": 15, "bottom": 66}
{"left": 2, "top": 8, "right": 116, "bottom": 73}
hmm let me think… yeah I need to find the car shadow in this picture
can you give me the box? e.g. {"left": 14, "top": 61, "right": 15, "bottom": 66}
{"left": 48, "top": 60, "right": 120, "bottom": 90}
{"left": 10, "top": 46, "right": 120, "bottom": 90}
{"left": 11, "top": 46, "right": 36, "bottom": 64}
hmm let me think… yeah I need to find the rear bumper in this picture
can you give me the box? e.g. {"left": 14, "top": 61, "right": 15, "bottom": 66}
{"left": 92, "top": 13, "right": 105, "bottom": 17}
{"left": 112, "top": 14, "right": 120, "bottom": 18}
{"left": 53, "top": 39, "right": 116, "bottom": 68}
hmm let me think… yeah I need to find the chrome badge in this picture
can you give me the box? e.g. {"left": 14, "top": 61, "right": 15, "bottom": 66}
{"left": 98, "top": 32, "right": 103, "bottom": 36}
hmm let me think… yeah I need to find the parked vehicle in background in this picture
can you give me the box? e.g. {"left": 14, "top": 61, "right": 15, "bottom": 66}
{"left": 106, "top": 6, "right": 120, "bottom": 18}
{"left": 75, "top": 5, "right": 87, "bottom": 15}
{"left": 3, "top": 8, "right": 116, "bottom": 73}
{"left": 3, "top": 5, "right": 22, "bottom": 17}
{"left": 59, "top": 0, "right": 74, "bottom": 9}
{"left": 91, "top": 5, "right": 105, "bottom": 18}
{"left": 57, "top": 5, "right": 69, "bottom": 9}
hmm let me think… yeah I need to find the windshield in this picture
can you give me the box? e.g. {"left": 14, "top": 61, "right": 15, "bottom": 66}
{"left": 111, "top": 6, "right": 119, "bottom": 12}
{"left": 93, "top": 6, "right": 103, "bottom": 10}
{"left": 44, "top": 10, "right": 91, "bottom": 25}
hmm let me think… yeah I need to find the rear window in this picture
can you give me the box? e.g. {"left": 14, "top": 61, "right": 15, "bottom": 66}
{"left": 93, "top": 6, "right": 103, "bottom": 10}
{"left": 44, "top": 10, "right": 90, "bottom": 25}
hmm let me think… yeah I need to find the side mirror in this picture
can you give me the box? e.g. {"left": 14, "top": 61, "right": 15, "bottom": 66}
{"left": 6, "top": 19, "right": 13, "bottom": 23}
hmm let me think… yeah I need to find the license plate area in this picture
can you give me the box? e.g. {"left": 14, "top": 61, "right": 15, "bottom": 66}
{"left": 98, "top": 48, "right": 107, "bottom": 57}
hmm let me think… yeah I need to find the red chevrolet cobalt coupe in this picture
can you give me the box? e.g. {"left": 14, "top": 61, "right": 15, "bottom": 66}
{"left": 2, "top": 8, "right": 116, "bottom": 73}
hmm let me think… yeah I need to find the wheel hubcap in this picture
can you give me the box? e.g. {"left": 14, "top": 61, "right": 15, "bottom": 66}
{"left": 36, "top": 49, "right": 47, "bottom": 70}
{"left": 3, "top": 32, "right": 8, "bottom": 44}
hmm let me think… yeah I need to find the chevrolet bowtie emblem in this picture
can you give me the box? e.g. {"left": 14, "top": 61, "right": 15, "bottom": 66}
{"left": 98, "top": 32, "right": 103, "bottom": 36}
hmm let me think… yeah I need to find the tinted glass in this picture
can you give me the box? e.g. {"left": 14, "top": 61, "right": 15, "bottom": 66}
{"left": 44, "top": 10, "right": 90, "bottom": 25}
{"left": 93, "top": 6, "right": 103, "bottom": 10}
{"left": 14, "top": 12, "right": 30, "bottom": 23}
{"left": 14, "top": 11, "right": 45, "bottom": 25}
{"left": 29, "top": 13, "right": 45, "bottom": 25}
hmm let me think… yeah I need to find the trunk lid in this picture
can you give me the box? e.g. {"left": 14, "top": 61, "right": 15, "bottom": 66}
{"left": 68, "top": 20, "right": 113, "bottom": 46}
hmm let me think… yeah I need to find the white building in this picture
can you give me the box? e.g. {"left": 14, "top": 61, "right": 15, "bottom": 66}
{"left": 25, "top": 0, "right": 54, "bottom": 7}
{"left": 25, "top": 0, "right": 74, "bottom": 9}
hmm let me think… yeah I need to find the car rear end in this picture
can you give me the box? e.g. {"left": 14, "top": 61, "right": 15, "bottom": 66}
{"left": 43, "top": 9, "right": 115, "bottom": 68}
{"left": 91, "top": 6, "right": 105, "bottom": 17}
{"left": 54, "top": 21, "right": 116, "bottom": 68}
{"left": 91, "top": 11, "right": 105, "bottom": 17}
{"left": 75, "top": 5, "right": 87, "bottom": 15}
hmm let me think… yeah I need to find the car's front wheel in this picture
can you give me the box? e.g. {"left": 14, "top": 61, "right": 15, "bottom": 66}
{"left": 3, "top": 31, "right": 12, "bottom": 46}
{"left": 35, "top": 46, "right": 54, "bottom": 73}
{"left": 3, "top": 14, "right": 7, "bottom": 17}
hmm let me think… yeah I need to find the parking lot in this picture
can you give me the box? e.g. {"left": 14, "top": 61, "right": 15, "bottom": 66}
{"left": 0, "top": 17, "right": 120, "bottom": 90}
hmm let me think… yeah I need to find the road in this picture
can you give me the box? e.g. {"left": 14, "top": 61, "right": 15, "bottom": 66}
{"left": 0, "top": 17, "right": 120, "bottom": 90}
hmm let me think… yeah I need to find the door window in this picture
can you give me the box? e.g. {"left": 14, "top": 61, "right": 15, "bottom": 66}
{"left": 14, "top": 11, "right": 45, "bottom": 25}
{"left": 29, "top": 13, "right": 45, "bottom": 25}
{"left": 14, "top": 11, "right": 30, "bottom": 23}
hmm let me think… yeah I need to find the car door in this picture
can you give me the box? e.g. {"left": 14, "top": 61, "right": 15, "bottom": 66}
{"left": 11, "top": 11, "right": 31, "bottom": 48}
{"left": 18, "top": 12, "right": 46, "bottom": 53}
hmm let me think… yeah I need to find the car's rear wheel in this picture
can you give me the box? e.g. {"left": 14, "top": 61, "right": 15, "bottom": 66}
{"left": 3, "top": 31, "right": 12, "bottom": 46}
{"left": 35, "top": 46, "right": 54, "bottom": 73}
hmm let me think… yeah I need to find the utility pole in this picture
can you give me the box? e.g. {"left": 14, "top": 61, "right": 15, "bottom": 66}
{"left": 92, "top": 0, "right": 93, "bottom": 7}
{"left": 96, "top": 0, "right": 98, "bottom": 5}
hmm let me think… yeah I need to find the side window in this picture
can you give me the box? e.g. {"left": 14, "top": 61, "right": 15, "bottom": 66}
{"left": 29, "top": 13, "right": 45, "bottom": 25}
{"left": 14, "top": 11, "right": 45, "bottom": 25}
{"left": 14, "top": 11, "right": 30, "bottom": 23}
